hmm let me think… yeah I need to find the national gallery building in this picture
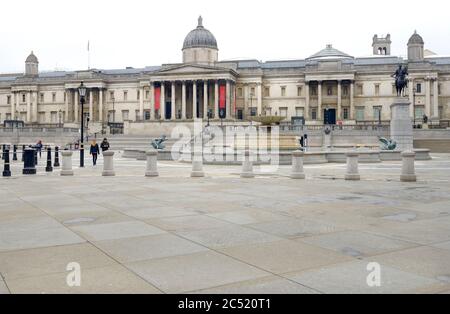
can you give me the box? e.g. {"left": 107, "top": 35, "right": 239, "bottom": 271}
{"left": 0, "top": 17, "right": 449, "bottom": 129}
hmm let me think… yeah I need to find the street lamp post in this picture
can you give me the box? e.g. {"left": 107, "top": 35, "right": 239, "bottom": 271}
{"left": 78, "top": 82, "right": 87, "bottom": 168}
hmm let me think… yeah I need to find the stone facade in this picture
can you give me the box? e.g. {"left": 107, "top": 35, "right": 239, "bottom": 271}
{"left": 1, "top": 18, "right": 449, "bottom": 129}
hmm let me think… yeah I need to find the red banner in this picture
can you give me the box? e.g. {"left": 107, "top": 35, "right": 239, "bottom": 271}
{"left": 154, "top": 87, "right": 161, "bottom": 110}
{"left": 219, "top": 85, "right": 226, "bottom": 109}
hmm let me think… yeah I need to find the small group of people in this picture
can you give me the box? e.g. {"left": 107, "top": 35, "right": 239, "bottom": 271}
{"left": 89, "top": 138, "right": 110, "bottom": 166}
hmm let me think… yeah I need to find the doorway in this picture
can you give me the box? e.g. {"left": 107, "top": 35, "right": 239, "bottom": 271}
{"left": 323, "top": 108, "right": 336, "bottom": 125}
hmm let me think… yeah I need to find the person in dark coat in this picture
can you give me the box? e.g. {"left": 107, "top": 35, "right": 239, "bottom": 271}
{"left": 90, "top": 140, "right": 100, "bottom": 166}
{"left": 100, "top": 138, "right": 110, "bottom": 152}
{"left": 35, "top": 140, "right": 43, "bottom": 157}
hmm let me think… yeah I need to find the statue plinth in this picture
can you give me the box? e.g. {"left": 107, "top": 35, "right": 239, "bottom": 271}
{"left": 390, "top": 98, "right": 413, "bottom": 152}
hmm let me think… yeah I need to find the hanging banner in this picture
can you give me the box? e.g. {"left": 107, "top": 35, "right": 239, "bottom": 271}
{"left": 219, "top": 85, "right": 226, "bottom": 109}
{"left": 154, "top": 87, "right": 161, "bottom": 110}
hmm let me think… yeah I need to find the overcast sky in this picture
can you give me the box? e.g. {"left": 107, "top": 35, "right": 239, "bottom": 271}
{"left": 1, "top": 0, "right": 449, "bottom": 73}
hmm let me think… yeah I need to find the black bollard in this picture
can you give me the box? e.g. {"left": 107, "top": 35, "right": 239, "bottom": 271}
{"left": 54, "top": 147, "right": 60, "bottom": 167}
{"left": 21, "top": 145, "right": 25, "bottom": 162}
{"left": 23, "top": 148, "right": 37, "bottom": 175}
{"left": 2, "top": 148, "right": 11, "bottom": 177}
{"left": 45, "top": 147, "right": 53, "bottom": 172}
{"left": 13, "top": 145, "right": 18, "bottom": 161}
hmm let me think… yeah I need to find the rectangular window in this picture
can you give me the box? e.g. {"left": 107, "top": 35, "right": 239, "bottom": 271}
{"left": 22, "top": 94, "right": 26, "bottom": 103}
{"left": 7, "top": 95, "right": 11, "bottom": 105}
{"left": 52, "top": 93, "right": 56, "bottom": 103}
{"left": 373, "top": 106, "right": 382, "bottom": 120}
{"left": 295, "top": 107, "right": 304, "bottom": 117}
{"left": 355, "top": 107, "right": 365, "bottom": 121}
{"left": 311, "top": 108, "right": 317, "bottom": 120}
{"left": 415, "top": 106, "right": 425, "bottom": 120}
{"left": 357, "top": 84, "right": 363, "bottom": 96}
{"left": 135, "top": 110, "right": 140, "bottom": 121}
{"left": 250, "top": 107, "right": 257, "bottom": 116}
{"left": 146, "top": 90, "right": 150, "bottom": 99}
{"left": 110, "top": 91, "right": 115, "bottom": 100}
{"left": 279, "top": 107, "right": 288, "bottom": 117}
{"left": 250, "top": 87, "right": 255, "bottom": 97}
{"left": 122, "top": 110, "right": 129, "bottom": 121}
{"left": 50, "top": 111, "right": 57, "bottom": 123}
{"left": 64, "top": 92, "right": 66, "bottom": 102}
{"left": 144, "top": 110, "right": 151, "bottom": 120}
{"left": 237, "top": 88, "right": 243, "bottom": 97}
{"left": 123, "top": 91, "right": 128, "bottom": 101}
{"left": 343, "top": 86, "right": 349, "bottom": 96}
{"left": 108, "top": 111, "right": 114, "bottom": 122}
{"left": 6, "top": 113, "right": 11, "bottom": 120}
{"left": 416, "top": 83, "right": 422, "bottom": 94}
{"left": 438, "top": 84, "right": 442, "bottom": 95}
{"left": 297, "top": 86, "right": 302, "bottom": 97}
{"left": 343, "top": 107, "right": 349, "bottom": 120}
{"left": 375, "top": 84, "right": 380, "bottom": 96}
{"left": 40, "top": 93, "right": 44, "bottom": 103}
{"left": 281, "top": 86, "right": 286, "bottom": 97}
{"left": 264, "top": 87, "right": 270, "bottom": 97}
{"left": 327, "top": 86, "right": 333, "bottom": 96}
{"left": 137, "top": 90, "right": 140, "bottom": 100}
{"left": 38, "top": 112, "right": 46, "bottom": 123}
{"left": 311, "top": 86, "right": 317, "bottom": 96}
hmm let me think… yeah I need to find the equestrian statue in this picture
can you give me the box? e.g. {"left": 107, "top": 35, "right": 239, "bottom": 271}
{"left": 392, "top": 64, "right": 409, "bottom": 97}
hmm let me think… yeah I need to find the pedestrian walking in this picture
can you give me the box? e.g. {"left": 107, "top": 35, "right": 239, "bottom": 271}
{"left": 90, "top": 140, "right": 100, "bottom": 166}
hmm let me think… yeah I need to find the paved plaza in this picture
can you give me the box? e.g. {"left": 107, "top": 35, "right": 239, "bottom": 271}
{"left": 1, "top": 153, "right": 450, "bottom": 294}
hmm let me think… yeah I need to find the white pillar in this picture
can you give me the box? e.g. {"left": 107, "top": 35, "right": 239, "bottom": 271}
{"left": 171, "top": 82, "right": 176, "bottom": 120}
{"left": 350, "top": 81, "right": 354, "bottom": 120}
{"left": 291, "top": 150, "right": 305, "bottom": 179}
{"left": 337, "top": 80, "right": 342, "bottom": 120}
{"left": 161, "top": 82, "right": 165, "bottom": 120}
{"left": 318, "top": 81, "right": 323, "bottom": 121}
{"left": 305, "top": 82, "right": 310, "bottom": 120}
{"left": 150, "top": 83, "right": 155, "bottom": 120}
{"left": 139, "top": 87, "right": 144, "bottom": 121}
{"left": 64, "top": 90, "right": 69, "bottom": 123}
{"left": 433, "top": 79, "right": 439, "bottom": 120}
{"left": 99, "top": 89, "right": 103, "bottom": 122}
{"left": 102, "top": 151, "right": 115, "bottom": 176}
{"left": 226, "top": 80, "right": 231, "bottom": 119}
{"left": 145, "top": 149, "right": 159, "bottom": 177}
{"left": 345, "top": 152, "right": 360, "bottom": 181}
{"left": 11, "top": 93, "right": 16, "bottom": 120}
{"left": 241, "top": 150, "right": 254, "bottom": 178}
{"left": 26, "top": 92, "right": 32, "bottom": 123}
{"left": 214, "top": 81, "right": 219, "bottom": 119}
{"left": 257, "top": 83, "right": 262, "bottom": 116}
{"left": 74, "top": 90, "right": 79, "bottom": 123}
{"left": 425, "top": 78, "right": 431, "bottom": 118}
{"left": 203, "top": 80, "right": 208, "bottom": 118}
{"left": 182, "top": 81, "right": 187, "bottom": 120}
{"left": 89, "top": 90, "right": 93, "bottom": 121}
{"left": 60, "top": 151, "right": 74, "bottom": 176}
{"left": 193, "top": 81, "right": 197, "bottom": 119}
{"left": 408, "top": 79, "right": 414, "bottom": 120}
{"left": 401, "top": 151, "right": 416, "bottom": 182}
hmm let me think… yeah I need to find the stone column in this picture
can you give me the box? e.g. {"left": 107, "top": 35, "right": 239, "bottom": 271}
{"left": 150, "top": 82, "right": 155, "bottom": 120}
{"left": 64, "top": 90, "right": 69, "bottom": 122}
{"left": 145, "top": 149, "right": 159, "bottom": 177}
{"left": 139, "top": 87, "right": 144, "bottom": 121}
{"left": 401, "top": 151, "right": 416, "bottom": 182}
{"left": 102, "top": 151, "right": 115, "bottom": 176}
{"left": 305, "top": 82, "right": 310, "bottom": 120}
{"left": 26, "top": 91, "right": 32, "bottom": 123}
{"left": 226, "top": 80, "right": 231, "bottom": 119}
{"left": 182, "top": 81, "right": 187, "bottom": 119}
{"left": 425, "top": 78, "right": 431, "bottom": 118}
{"left": 11, "top": 93, "right": 16, "bottom": 120}
{"left": 257, "top": 83, "right": 262, "bottom": 116}
{"left": 337, "top": 80, "right": 342, "bottom": 120}
{"left": 408, "top": 78, "right": 414, "bottom": 119}
{"left": 99, "top": 89, "right": 103, "bottom": 122}
{"left": 345, "top": 152, "right": 360, "bottom": 181}
{"left": 161, "top": 82, "right": 165, "bottom": 120}
{"left": 33, "top": 91, "right": 38, "bottom": 123}
{"left": 318, "top": 81, "right": 323, "bottom": 121}
{"left": 171, "top": 81, "right": 176, "bottom": 120}
{"left": 193, "top": 81, "right": 197, "bottom": 119}
{"left": 60, "top": 151, "right": 74, "bottom": 176}
{"left": 214, "top": 80, "right": 219, "bottom": 118}
{"left": 89, "top": 90, "right": 94, "bottom": 121}
{"left": 433, "top": 78, "right": 439, "bottom": 120}
{"left": 390, "top": 99, "right": 413, "bottom": 151}
{"left": 350, "top": 81, "right": 355, "bottom": 120}
{"left": 203, "top": 80, "right": 208, "bottom": 118}
{"left": 291, "top": 150, "right": 305, "bottom": 179}
{"left": 74, "top": 90, "right": 79, "bottom": 123}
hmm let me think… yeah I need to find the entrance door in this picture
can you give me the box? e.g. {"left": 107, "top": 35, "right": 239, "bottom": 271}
{"left": 323, "top": 109, "right": 336, "bottom": 125}
{"left": 237, "top": 109, "right": 243, "bottom": 120}
{"left": 165, "top": 101, "right": 171, "bottom": 120}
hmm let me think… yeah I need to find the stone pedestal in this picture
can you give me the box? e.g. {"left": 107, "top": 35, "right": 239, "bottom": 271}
{"left": 145, "top": 150, "right": 159, "bottom": 177}
{"left": 401, "top": 151, "right": 417, "bottom": 182}
{"left": 240, "top": 150, "right": 255, "bottom": 178}
{"left": 191, "top": 148, "right": 205, "bottom": 178}
{"left": 60, "top": 151, "right": 74, "bottom": 176}
{"left": 345, "top": 152, "right": 360, "bottom": 181}
{"left": 291, "top": 150, "right": 305, "bottom": 179}
{"left": 390, "top": 98, "right": 413, "bottom": 151}
{"left": 102, "top": 151, "right": 115, "bottom": 176}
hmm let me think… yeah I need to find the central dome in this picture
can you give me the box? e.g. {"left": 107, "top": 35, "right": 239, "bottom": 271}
{"left": 183, "top": 16, "right": 218, "bottom": 50}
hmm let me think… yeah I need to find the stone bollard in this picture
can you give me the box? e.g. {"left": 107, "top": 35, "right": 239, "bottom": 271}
{"left": 2, "top": 148, "right": 11, "bottom": 177}
{"left": 102, "top": 151, "right": 115, "bottom": 176}
{"left": 191, "top": 148, "right": 205, "bottom": 178}
{"left": 241, "top": 150, "right": 255, "bottom": 178}
{"left": 401, "top": 151, "right": 417, "bottom": 182}
{"left": 345, "top": 152, "right": 360, "bottom": 181}
{"left": 54, "top": 147, "right": 60, "bottom": 167}
{"left": 145, "top": 150, "right": 159, "bottom": 177}
{"left": 45, "top": 147, "right": 53, "bottom": 172}
{"left": 291, "top": 150, "right": 305, "bottom": 179}
{"left": 13, "top": 145, "right": 18, "bottom": 161}
{"left": 23, "top": 148, "right": 37, "bottom": 175}
{"left": 60, "top": 151, "right": 74, "bottom": 176}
